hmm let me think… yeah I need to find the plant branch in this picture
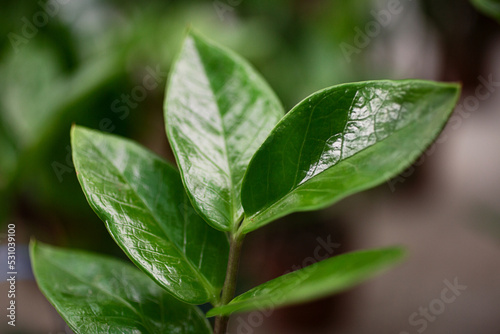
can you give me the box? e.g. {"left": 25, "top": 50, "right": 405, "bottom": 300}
{"left": 214, "top": 232, "right": 244, "bottom": 334}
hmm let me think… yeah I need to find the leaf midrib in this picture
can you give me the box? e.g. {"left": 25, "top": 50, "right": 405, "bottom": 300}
{"left": 243, "top": 87, "right": 448, "bottom": 229}
{"left": 194, "top": 43, "right": 239, "bottom": 227}
{"left": 42, "top": 253, "right": 156, "bottom": 333}
{"left": 83, "top": 136, "right": 217, "bottom": 302}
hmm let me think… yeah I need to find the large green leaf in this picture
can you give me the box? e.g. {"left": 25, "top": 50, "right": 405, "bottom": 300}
{"left": 240, "top": 80, "right": 460, "bottom": 233}
{"left": 471, "top": 0, "right": 500, "bottom": 21}
{"left": 208, "top": 247, "right": 405, "bottom": 316}
{"left": 164, "top": 32, "right": 284, "bottom": 232}
{"left": 31, "top": 240, "right": 212, "bottom": 334}
{"left": 71, "top": 126, "right": 228, "bottom": 305}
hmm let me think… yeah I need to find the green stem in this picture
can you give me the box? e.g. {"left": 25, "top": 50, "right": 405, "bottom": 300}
{"left": 214, "top": 232, "right": 244, "bottom": 334}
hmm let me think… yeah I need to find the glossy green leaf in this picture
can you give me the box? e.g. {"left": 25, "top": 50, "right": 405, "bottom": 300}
{"left": 164, "top": 32, "right": 284, "bottom": 231}
{"left": 31, "top": 240, "right": 212, "bottom": 334}
{"left": 207, "top": 247, "right": 405, "bottom": 316}
{"left": 471, "top": 0, "right": 500, "bottom": 21}
{"left": 241, "top": 80, "right": 460, "bottom": 233}
{"left": 71, "top": 126, "right": 228, "bottom": 305}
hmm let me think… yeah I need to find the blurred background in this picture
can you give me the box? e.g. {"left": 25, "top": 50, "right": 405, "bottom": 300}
{"left": 1, "top": 0, "right": 500, "bottom": 333}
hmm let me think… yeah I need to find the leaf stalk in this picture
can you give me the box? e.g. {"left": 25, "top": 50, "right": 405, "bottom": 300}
{"left": 214, "top": 232, "right": 244, "bottom": 333}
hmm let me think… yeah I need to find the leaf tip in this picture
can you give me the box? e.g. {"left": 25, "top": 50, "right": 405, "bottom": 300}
{"left": 382, "top": 246, "right": 408, "bottom": 265}
{"left": 29, "top": 237, "right": 38, "bottom": 259}
{"left": 205, "top": 309, "right": 216, "bottom": 318}
{"left": 70, "top": 123, "right": 84, "bottom": 141}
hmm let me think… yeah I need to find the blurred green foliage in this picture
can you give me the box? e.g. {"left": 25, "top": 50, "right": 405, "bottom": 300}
{"left": 471, "top": 0, "right": 500, "bottom": 22}
{"left": 0, "top": 0, "right": 381, "bottom": 251}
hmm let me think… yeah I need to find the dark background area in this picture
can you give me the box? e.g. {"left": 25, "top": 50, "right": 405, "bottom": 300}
{"left": 1, "top": 0, "right": 500, "bottom": 333}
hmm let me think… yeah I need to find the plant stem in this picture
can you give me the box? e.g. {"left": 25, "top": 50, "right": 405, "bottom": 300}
{"left": 214, "top": 232, "right": 244, "bottom": 334}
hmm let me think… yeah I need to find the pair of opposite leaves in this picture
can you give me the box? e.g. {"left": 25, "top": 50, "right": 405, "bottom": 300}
{"left": 32, "top": 32, "right": 459, "bottom": 333}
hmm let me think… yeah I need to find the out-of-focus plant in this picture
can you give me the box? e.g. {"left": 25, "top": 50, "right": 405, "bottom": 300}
{"left": 0, "top": 41, "right": 126, "bottom": 227}
{"left": 31, "top": 32, "right": 460, "bottom": 333}
{"left": 0, "top": 0, "right": 285, "bottom": 248}
{"left": 471, "top": 0, "right": 500, "bottom": 22}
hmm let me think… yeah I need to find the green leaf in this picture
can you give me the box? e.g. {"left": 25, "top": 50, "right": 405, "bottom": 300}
{"left": 71, "top": 126, "right": 228, "bottom": 305}
{"left": 164, "top": 31, "right": 284, "bottom": 231}
{"left": 207, "top": 247, "right": 405, "bottom": 316}
{"left": 31, "top": 240, "right": 212, "bottom": 334}
{"left": 471, "top": 0, "right": 500, "bottom": 22}
{"left": 241, "top": 80, "right": 460, "bottom": 233}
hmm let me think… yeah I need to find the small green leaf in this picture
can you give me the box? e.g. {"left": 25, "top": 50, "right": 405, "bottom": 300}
{"left": 31, "top": 240, "right": 212, "bottom": 334}
{"left": 71, "top": 126, "right": 228, "bottom": 305}
{"left": 241, "top": 80, "right": 460, "bottom": 233}
{"left": 164, "top": 31, "right": 284, "bottom": 231}
{"left": 207, "top": 247, "right": 405, "bottom": 316}
{"left": 471, "top": 0, "right": 500, "bottom": 22}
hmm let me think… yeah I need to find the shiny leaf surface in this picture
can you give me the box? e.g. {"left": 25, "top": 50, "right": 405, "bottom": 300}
{"left": 71, "top": 126, "right": 228, "bottom": 304}
{"left": 241, "top": 80, "right": 460, "bottom": 233}
{"left": 207, "top": 247, "right": 405, "bottom": 316}
{"left": 31, "top": 240, "right": 212, "bottom": 334}
{"left": 164, "top": 32, "right": 284, "bottom": 231}
{"left": 471, "top": 0, "right": 500, "bottom": 21}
